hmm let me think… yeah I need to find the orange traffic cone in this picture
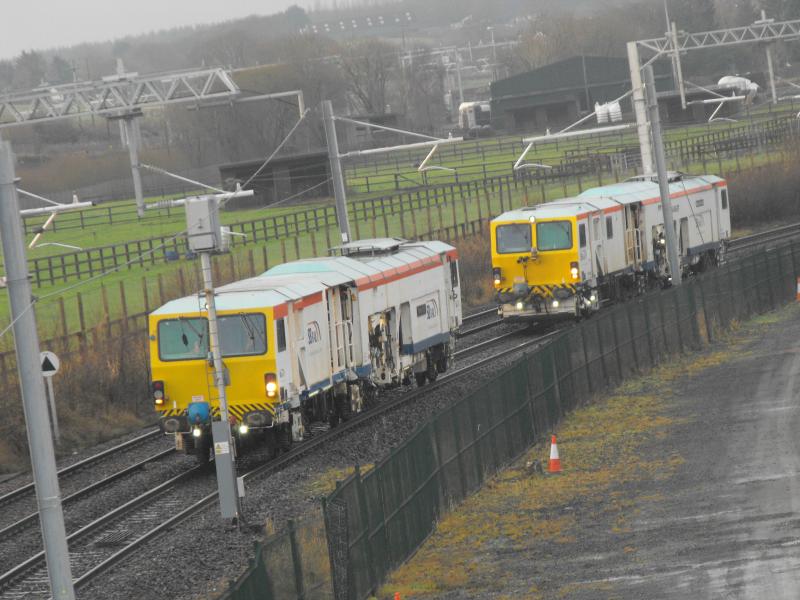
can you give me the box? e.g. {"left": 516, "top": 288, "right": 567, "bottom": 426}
{"left": 548, "top": 434, "right": 562, "bottom": 474}
{"left": 394, "top": 594, "right": 401, "bottom": 600}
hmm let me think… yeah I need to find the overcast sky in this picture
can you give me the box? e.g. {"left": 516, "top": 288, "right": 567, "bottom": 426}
{"left": 0, "top": 0, "right": 300, "bottom": 60}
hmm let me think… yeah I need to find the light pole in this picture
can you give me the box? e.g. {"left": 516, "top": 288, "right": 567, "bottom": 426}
{"left": 322, "top": 100, "right": 352, "bottom": 243}
{"left": 0, "top": 142, "right": 76, "bottom": 600}
{"left": 644, "top": 65, "right": 681, "bottom": 287}
{"left": 487, "top": 27, "right": 497, "bottom": 80}
{"left": 185, "top": 196, "right": 241, "bottom": 521}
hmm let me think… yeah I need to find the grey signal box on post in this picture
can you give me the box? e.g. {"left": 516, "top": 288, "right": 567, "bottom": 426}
{"left": 186, "top": 196, "right": 222, "bottom": 252}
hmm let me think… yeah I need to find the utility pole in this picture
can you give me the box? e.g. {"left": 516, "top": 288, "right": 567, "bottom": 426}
{"left": 0, "top": 142, "right": 76, "bottom": 599}
{"left": 123, "top": 115, "right": 146, "bottom": 219}
{"left": 455, "top": 51, "right": 464, "bottom": 106}
{"left": 322, "top": 100, "right": 352, "bottom": 243}
{"left": 185, "top": 197, "right": 241, "bottom": 522}
{"left": 644, "top": 65, "right": 681, "bottom": 287}
{"left": 627, "top": 41, "right": 655, "bottom": 174}
{"left": 758, "top": 10, "right": 779, "bottom": 104}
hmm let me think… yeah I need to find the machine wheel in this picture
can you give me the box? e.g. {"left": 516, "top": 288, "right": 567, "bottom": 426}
{"left": 337, "top": 395, "right": 352, "bottom": 422}
{"left": 415, "top": 372, "right": 427, "bottom": 387}
{"left": 426, "top": 360, "right": 439, "bottom": 382}
{"left": 436, "top": 355, "right": 449, "bottom": 373}
{"left": 277, "top": 424, "right": 293, "bottom": 452}
{"left": 195, "top": 437, "right": 211, "bottom": 466}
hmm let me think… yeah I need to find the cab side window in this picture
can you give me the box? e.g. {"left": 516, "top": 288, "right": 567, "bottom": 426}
{"left": 721, "top": 189, "right": 728, "bottom": 210}
{"left": 579, "top": 224, "right": 587, "bottom": 248}
{"left": 606, "top": 216, "right": 613, "bottom": 239}
{"left": 276, "top": 319, "right": 287, "bottom": 352}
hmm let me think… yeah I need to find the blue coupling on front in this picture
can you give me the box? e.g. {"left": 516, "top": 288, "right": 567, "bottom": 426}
{"left": 187, "top": 402, "right": 211, "bottom": 425}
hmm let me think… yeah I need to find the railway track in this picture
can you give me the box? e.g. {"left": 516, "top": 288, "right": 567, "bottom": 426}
{"left": 9, "top": 222, "right": 800, "bottom": 598}
{"left": 0, "top": 429, "right": 161, "bottom": 510}
{"left": 726, "top": 221, "right": 800, "bottom": 254}
{"left": 0, "top": 448, "right": 174, "bottom": 540}
{"left": 0, "top": 326, "right": 559, "bottom": 598}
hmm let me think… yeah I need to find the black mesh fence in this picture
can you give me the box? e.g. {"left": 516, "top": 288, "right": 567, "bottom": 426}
{"left": 222, "top": 240, "right": 800, "bottom": 600}
{"left": 222, "top": 515, "right": 333, "bottom": 600}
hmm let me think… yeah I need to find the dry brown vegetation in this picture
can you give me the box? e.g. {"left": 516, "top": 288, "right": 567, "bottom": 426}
{"left": 0, "top": 332, "right": 153, "bottom": 473}
{"left": 454, "top": 231, "right": 493, "bottom": 308}
{"left": 727, "top": 157, "right": 800, "bottom": 228}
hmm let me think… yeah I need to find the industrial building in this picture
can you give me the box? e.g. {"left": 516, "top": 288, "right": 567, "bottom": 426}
{"left": 490, "top": 56, "right": 673, "bottom": 132}
{"left": 218, "top": 151, "right": 331, "bottom": 208}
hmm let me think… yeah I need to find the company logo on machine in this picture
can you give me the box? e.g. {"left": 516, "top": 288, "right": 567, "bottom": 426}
{"left": 307, "top": 322, "right": 322, "bottom": 345}
{"left": 416, "top": 300, "right": 439, "bottom": 320}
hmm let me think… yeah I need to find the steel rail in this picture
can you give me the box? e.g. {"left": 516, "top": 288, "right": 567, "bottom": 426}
{"left": 727, "top": 221, "right": 800, "bottom": 253}
{"left": 0, "top": 428, "right": 161, "bottom": 506}
{"left": 0, "top": 463, "right": 205, "bottom": 595}
{"left": 461, "top": 307, "right": 497, "bottom": 324}
{"left": 0, "top": 448, "right": 174, "bottom": 539}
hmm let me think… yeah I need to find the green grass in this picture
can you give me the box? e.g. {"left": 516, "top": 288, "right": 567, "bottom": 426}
{"left": 344, "top": 106, "right": 799, "bottom": 194}
{"left": 0, "top": 111, "right": 796, "bottom": 352}
{"left": 22, "top": 195, "right": 328, "bottom": 261}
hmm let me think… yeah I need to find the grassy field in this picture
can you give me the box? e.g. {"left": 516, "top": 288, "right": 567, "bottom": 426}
{"left": 0, "top": 111, "right": 795, "bottom": 352}
{"left": 344, "top": 106, "right": 799, "bottom": 193}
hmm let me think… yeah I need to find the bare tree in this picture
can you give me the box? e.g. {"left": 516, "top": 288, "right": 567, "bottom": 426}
{"left": 339, "top": 38, "right": 397, "bottom": 115}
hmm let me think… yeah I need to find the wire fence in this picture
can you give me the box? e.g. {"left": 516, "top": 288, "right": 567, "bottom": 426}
{"left": 220, "top": 238, "right": 800, "bottom": 600}
{"left": 344, "top": 113, "right": 800, "bottom": 194}
{"left": 224, "top": 516, "right": 333, "bottom": 600}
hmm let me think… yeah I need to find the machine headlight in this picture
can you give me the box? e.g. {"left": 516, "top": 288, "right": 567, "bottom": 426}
{"left": 515, "top": 301, "right": 524, "bottom": 310}
{"left": 265, "top": 373, "right": 278, "bottom": 398}
{"left": 589, "top": 294, "right": 597, "bottom": 303}
{"left": 492, "top": 267, "right": 502, "bottom": 286}
{"left": 552, "top": 300, "right": 560, "bottom": 308}
{"left": 239, "top": 424, "right": 249, "bottom": 435}
{"left": 154, "top": 397, "right": 164, "bottom": 406}
{"left": 192, "top": 427, "right": 202, "bottom": 438}
{"left": 570, "top": 261, "right": 579, "bottom": 280}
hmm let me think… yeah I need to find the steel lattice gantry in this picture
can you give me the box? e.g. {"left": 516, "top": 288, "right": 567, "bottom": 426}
{"left": 0, "top": 67, "right": 303, "bottom": 217}
{"left": 627, "top": 16, "right": 800, "bottom": 175}
{"left": 635, "top": 18, "right": 800, "bottom": 55}
{"left": 0, "top": 68, "right": 239, "bottom": 128}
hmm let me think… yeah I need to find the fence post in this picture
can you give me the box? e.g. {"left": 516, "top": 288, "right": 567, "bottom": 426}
{"left": 76, "top": 292, "right": 87, "bottom": 350}
{"left": 594, "top": 319, "right": 609, "bottom": 386}
{"left": 673, "top": 291, "right": 684, "bottom": 353}
{"left": 580, "top": 325, "right": 593, "bottom": 394}
{"left": 610, "top": 309, "right": 624, "bottom": 380}
{"left": 101, "top": 285, "right": 111, "bottom": 338}
{"left": 322, "top": 497, "right": 349, "bottom": 600}
{"left": 449, "top": 408, "right": 469, "bottom": 499}
{"left": 550, "top": 347, "right": 563, "bottom": 419}
{"left": 467, "top": 397, "right": 485, "bottom": 486}
{"left": 142, "top": 277, "right": 150, "bottom": 314}
{"left": 287, "top": 519, "right": 306, "bottom": 599}
{"left": 352, "top": 465, "right": 378, "bottom": 595}
{"left": 625, "top": 306, "right": 640, "bottom": 373}
{"left": 119, "top": 281, "right": 129, "bottom": 332}
{"left": 698, "top": 277, "right": 713, "bottom": 344}
{"left": 58, "top": 297, "right": 69, "bottom": 348}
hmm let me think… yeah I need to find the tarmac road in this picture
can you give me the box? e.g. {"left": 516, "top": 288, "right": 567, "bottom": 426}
{"left": 563, "top": 308, "right": 800, "bottom": 598}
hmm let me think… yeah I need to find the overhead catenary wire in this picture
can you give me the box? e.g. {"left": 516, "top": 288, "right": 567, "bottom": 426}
{"left": 238, "top": 108, "right": 311, "bottom": 195}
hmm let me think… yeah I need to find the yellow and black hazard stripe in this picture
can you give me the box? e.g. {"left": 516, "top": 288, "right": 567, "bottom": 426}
{"left": 158, "top": 408, "right": 184, "bottom": 417}
{"left": 227, "top": 403, "right": 277, "bottom": 421}
{"left": 530, "top": 284, "right": 578, "bottom": 298}
{"left": 159, "top": 403, "right": 275, "bottom": 420}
